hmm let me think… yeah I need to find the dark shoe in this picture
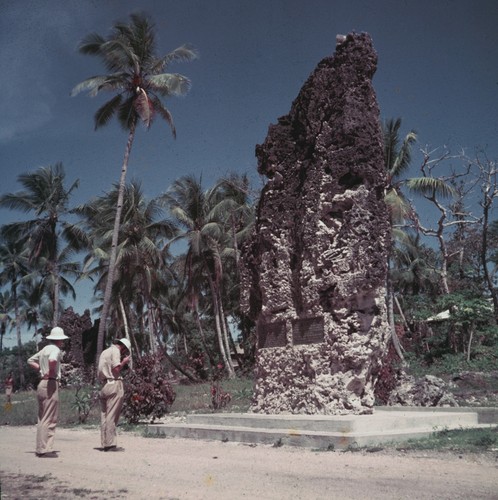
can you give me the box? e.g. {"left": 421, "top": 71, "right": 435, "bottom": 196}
{"left": 36, "top": 451, "right": 58, "bottom": 458}
{"left": 103, "top": 446, "right": 124, "bottom": 452}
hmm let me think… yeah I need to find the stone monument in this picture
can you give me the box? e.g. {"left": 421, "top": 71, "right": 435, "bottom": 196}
{"left": 240, "top": 32, "right": 391, "bottom": 415}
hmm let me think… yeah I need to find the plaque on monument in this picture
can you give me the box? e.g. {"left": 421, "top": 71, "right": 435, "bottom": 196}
{"left": 258, "top": 320, "right": 287, "bottom": 349}
{"left": 292, "top": 316, "right": 324, "bottom": 345}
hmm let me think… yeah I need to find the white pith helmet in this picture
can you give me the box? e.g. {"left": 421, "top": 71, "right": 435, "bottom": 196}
{"left": 46, "top": 326, "right": 69, "bottom": 340}
{"left": 116, "top": 338, "right": 131, "bottom": 351}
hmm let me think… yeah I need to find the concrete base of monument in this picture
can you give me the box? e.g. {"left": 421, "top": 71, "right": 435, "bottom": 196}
{"left": 146, "top": 407, "right": 497, "bottom": 450}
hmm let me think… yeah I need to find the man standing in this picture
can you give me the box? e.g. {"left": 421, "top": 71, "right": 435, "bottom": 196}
{"left": 98, "top": 338, "right": 131, "bottom": 452}
{"left": 27, "top": 326, "right": 68, "bottom": 458}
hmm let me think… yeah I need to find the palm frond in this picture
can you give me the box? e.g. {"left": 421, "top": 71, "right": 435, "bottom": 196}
{"left": 170, "top": 206, "right": 194, "bottom": 229}
{"left": 100, "top": 39, "right": 140, "bottom": 73}
{"left": 383, "top": 118, "right": 417, "bottom": 178}
{"left": 385, "top": 188, "right": 411, "bottom": 223}
{"left": 129, "top": 13, "right": 156, "bottom": 63}
{"left": 150, "top": 96, "right": 176, "bottom": 138}
{"left": 78, "top": 33, "right": 106, "bottom": 55}
{"left": 392, "top": 130, "right": 417, "bottom": 177}
{"left": 71, "top": 76, "right": 107, "bottom": 97}
{"left": 94, "top": 95, "right": 122, "bottom": 129}
{"left": 148, "top": 73, "right": 192, "bottom": 96}
{"left": 0, "top": 193, "right": 36, "bottom": 213}
{"left": 405, "top": 177, "right": 457, "bottom": 199}
{"left": 117, "top": 96, "right": 136, "bottom": 130}
{"left": 201, "top": 222, "right": 222, "bottom": 241}
{"left": 61, "top": 223, "right": 91, "bottom": 252}
{"left": 162, "top": 44, "right": 199, "bottom": 66}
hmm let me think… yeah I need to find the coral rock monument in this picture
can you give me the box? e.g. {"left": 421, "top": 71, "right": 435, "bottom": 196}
{"left": 240, "top": 32, "right": 391, "bottom": 415}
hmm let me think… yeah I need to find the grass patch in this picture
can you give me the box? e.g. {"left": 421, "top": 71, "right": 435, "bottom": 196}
{"left": 1, "top": 387, "right": 101, "bottom": 427}
{"left": 395, "top": 426, "right": 498, "bottom": 453}
{"left": 170, "top": 376, "right": 253, "bottom": 414}
{"left": 334, "top": 427, "right": 498, "bottom": 454}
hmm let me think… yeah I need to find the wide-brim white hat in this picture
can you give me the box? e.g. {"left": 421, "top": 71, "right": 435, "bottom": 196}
{"left": 116, "top": 338, "right": 131, "bottom": 351}
{"left": 46, "top": 326, "right": 69, "bottom": 340}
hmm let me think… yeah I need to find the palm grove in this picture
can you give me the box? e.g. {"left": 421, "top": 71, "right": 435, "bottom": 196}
{"left": 1, "top": 14, "right": 497, "bottom": 398}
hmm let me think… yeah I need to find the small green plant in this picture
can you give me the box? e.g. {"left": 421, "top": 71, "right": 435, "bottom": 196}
{"left": 232, "top": 386, "right": 253, "bottom": 401}
{"left": 72, "top": 385, "right": 99, "bottom": 424}
{"left": 66, "top": 369, "right": 99, "bottom": 424}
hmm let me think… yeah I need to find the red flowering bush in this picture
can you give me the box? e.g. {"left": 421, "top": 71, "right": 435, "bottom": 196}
{"left": 374, "top": 343, "right": 403, "bottom": 405}
{"left": 123, "top": 353, "right": 176, "bottom": 424}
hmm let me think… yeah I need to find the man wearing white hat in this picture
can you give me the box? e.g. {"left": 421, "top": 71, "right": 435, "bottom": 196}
{"left": 98, "top": 338, "right": 131, "bottom": 451}
{"left": 27, "top": 326, "right": 69, "bottom": 458}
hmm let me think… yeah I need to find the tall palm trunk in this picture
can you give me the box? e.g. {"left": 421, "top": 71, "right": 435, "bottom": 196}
{"left": 218, "top": 293, "right": 235, "bottom": 371}
{"left": 118, "top": 295, "right": 134, "bottom": 368}
{"left": 12, "top": 285, "right": 25, "bottom": 387}
{"left": 147, "top": 305, "right": 157, "bottom": 354}
{"left": 52, "top": 263, "right": 60, "bottom": 327}
{"left": 96, "top": 122, "right": 136, "bottom": 366}
{"left": 49, "top": 217, "right": 60, "bottom": 326}
{"left": 193, "top": 305, "right": 217, "bottom": 367}
{"left": 387, "top": 282, "right": 405, "bottom": 363}
{"left": 206, "top": 273, "right": 235, "bottom": 378}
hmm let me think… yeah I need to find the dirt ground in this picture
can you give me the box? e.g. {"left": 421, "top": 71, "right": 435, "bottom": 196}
{"left": 0, "top": 425, "right": 497, "bottom": 500}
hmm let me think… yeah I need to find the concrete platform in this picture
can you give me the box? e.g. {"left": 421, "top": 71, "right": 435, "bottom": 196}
{"left": 147, "top": 407, "right": 496, "bottom": 450}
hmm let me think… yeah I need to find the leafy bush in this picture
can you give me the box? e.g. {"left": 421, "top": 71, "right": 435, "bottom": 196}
{"left": 415, "top": 348, "right": 498, "bottom": 375}
{"left": 122, "top": 353, "right": 176, "bottom": 424}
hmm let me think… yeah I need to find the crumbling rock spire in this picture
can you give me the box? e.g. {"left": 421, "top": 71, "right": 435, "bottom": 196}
{"left": 240, "top": 32, "right": 390, "bottom": 415}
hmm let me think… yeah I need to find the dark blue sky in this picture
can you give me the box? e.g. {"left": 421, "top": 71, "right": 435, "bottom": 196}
{"left": 1, "top": 0, "right": 497, "bottom": 343}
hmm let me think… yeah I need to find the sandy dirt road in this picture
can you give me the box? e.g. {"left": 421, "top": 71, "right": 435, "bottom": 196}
{"left": 0, "top": 425, "right": 497, "bottom": 499}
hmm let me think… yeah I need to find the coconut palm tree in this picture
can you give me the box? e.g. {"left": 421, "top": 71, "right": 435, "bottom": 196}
{"left": 162, "top": 175, "right": 254, "bottom": 377}
{"left": 161, "top": 175, "right": 234, "bottom": 376}
{"left": 384, "top": 118, "right": 456, "bottom": 220}
{"left": 71, "top": 12, "right": 198, "bottom": 362}
{"left": 75, "top": 181, "right": 177, "bottom": 355}
{"left": 0, "top": 234, "right": 31, "bottom": 384}
{"left": 382, "top": 118, "right": 418, "bottom": 360}
{"left": 383, "top": 118, "right": 456, "bottom": 359}
{"left": 208, "top": 174, "right": 255, "bottom": 367}
{"left": 391, "top": 231, "right": 439, "bottom": 297}
{"left": 16, "top": 277, "right": 47, "bottom": 347}
{"left": 383, "top": 118, "right": 418, "bottom": 225}
{"left": 0, "top": 291, "right": 14, "bottom": 352}
{"left": 0, "top": 163, "right": 81, "bottom": 325}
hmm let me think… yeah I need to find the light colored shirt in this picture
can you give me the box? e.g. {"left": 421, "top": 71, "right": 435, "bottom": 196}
{"left": 27, "top": 344, "right": 63, "bottom": 379}
{"left": 98, "top": 345, "right": 122, "bottom": 382}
